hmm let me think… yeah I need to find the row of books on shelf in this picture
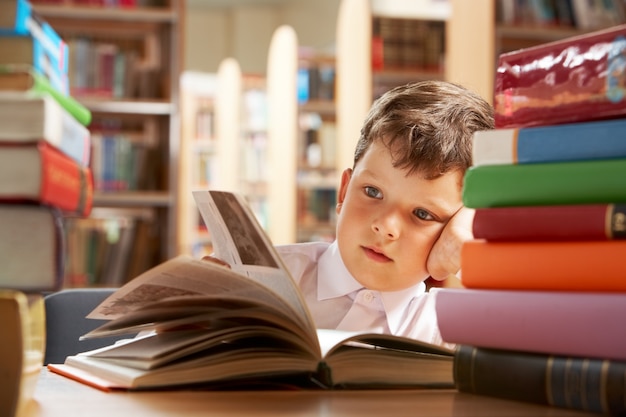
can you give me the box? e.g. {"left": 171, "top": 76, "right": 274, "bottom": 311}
{"left": 497, "top": 0, "right": 626, "bottom": 30}
{"left": 433, "top": 23, "right": 626, "bottom": 416}
{"left": 371, "top": 16, "right": 444, "bottom": 72}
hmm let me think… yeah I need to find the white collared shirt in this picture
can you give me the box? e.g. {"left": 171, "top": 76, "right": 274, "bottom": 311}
{"left": 276, "top": 241, "right": 454, "bottom": 348}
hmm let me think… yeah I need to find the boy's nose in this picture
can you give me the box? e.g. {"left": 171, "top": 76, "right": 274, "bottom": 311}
{"left": 371, "top": 213, "right": 401, "bottom": 240}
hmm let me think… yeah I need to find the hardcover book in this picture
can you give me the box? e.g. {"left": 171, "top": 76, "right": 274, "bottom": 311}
{"left": 0, "top": 0, "right": 69, "bottom": 74}
{"left": 494, "top": 24, "right": 626, "bottom": 128}
{"left": 0, "top": 204, "right": 64, "bottom": 292}
{"left": 454, "top": 344, "right": 626, "bottom": 416}
{"left": 462, "top": 158, "right": 626, "bottom": 208}
{"left": 0, "top": 64, "right": 91, "bottom": 126}
{"left": 47, "top": 190, "right": 455, "bottom": 391}
{"left": 472, "top": 204, "right": 626, "bottom": 241}
{"left": 0, "top": 36, "right": 69, "bottom": 95}
{"left": 460, "top": 239, "right": 626, "bottom": 291}
{"left": 472, "top": 118, "right": 626, "bottom": 166}
{"left": 0, "top": 141, "right": 93, "bottom": 216}
{"left": 436, "top": 288, "right": 626, "bottom": 361}
{"left": 0, "top": 92, "right": 91, "bottom": 166}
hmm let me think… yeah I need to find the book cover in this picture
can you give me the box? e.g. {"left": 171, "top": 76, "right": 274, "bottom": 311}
{"left": 472, "top": 118, "right": 626, "bottom": 166}
{"left": 0, "top": 141, "right": 93, "bottom": 216}
{"left": 0, "top": 204, "right": 64, "bottom": 292}
{"left": 462, "top": 158, "right": 626, "bottom": 208}
{"left": 436, "top": 288, "right": 626, "bottom": 361}
{"left": 494, "top": 24, "right": 626, "bottom": 128}
{"left": 0, "top": 93, "right": 91, "bottom": 166}
{"left": 454, "top": 345, "right": 626, "bottom": 416}
{"left": 0, "top": 64, "right": 92, "bottom": 126}
{"left": 46, "top": 190, "right": 455, "bottom": 391}
{"left": 0, "top": 0, "right": 69, "bottom": 74}
{"left": 0, "top": 36, "right": 69, "bottom": 95}
{"left": 460, "top": 239, "right": 626, "bottom": 291}
{"left": 472, "top": 203, "right": 626, "bottom": 241}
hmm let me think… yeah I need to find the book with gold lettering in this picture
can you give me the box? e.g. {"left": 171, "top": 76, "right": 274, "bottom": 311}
{"left": 47, "top": 190, "right": 454, "bottom": 391}
{"left": 0, "top": 141, "right": 93, "bottom": 216}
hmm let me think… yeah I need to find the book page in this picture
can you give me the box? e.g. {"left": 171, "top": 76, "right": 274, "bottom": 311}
{"left": 193, "top": 190, "right": 316, "bottom": 333}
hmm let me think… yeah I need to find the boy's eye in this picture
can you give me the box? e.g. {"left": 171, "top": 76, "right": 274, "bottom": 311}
{"left": 364, "top": 186, "right": 382, "bottom": 199}
{"left": 413, "top": 208, "right": 434, "bottom": 221}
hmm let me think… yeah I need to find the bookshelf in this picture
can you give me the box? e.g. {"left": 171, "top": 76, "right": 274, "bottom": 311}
{"left": 33, "top": 1, "right": 184, "bottom": 287}
{"left": 296, "top": 50, "right": 337, "bottom": 243}
{"left": 178, "top": 65, "right": 270, "bottom": 256}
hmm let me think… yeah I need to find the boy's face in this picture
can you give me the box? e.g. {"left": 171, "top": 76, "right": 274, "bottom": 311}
{"left": 335, "top": 140, "right": 463, "bottom": 292}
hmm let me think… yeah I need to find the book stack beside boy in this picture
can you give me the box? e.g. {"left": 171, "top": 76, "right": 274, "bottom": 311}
{"left": 434, "top": 24, "right": 626, "bottom": 416}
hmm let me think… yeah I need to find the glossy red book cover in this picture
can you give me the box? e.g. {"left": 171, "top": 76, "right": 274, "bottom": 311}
{"left": 494, "top": 24, "right": 626, "bottom": 128}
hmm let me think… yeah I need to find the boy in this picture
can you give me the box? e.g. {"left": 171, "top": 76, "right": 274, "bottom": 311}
{"left": 210, "top": 80, "right": 493, "bottom": 346}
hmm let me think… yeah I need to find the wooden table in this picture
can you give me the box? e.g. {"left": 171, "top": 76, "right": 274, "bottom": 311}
{"left": 21, "top": 368, "right": 600, "bottom": 417}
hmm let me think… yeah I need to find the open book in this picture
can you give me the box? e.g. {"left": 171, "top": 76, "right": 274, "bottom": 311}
{"left": 47, "top": 190, "right": 454, "bottom": 391}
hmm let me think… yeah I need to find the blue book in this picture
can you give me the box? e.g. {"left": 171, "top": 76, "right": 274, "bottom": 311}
{"left": 472, "top": 118, "right": 626, "bottom": 166}
{"left": 0, "top": 0, "right": 69, "bottom": 75}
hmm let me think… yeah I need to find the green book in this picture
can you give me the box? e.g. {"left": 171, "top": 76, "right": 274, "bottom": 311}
{"left": 0, "top": 64, "right": 91, "bottom": 126}
{"left": 462, "top": 158, "right": 626, "bottom": 208}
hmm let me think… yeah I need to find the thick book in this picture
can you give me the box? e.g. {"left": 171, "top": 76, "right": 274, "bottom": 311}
{"left": 494, "top": 24, "right": 626, "bottom": 128}
{"left": 0, "top": 141, "right": 93, "bottom": 216}
{"left": 472, "top": 204, "right": 626, "bottom": 241}
{"left": 0, "top": 64, "right": 91, "bottom": 126}
{"left": 460, "top": 239, "right": 626, "bottom": 291}
{"left": 462, "top": 158, "right": 626, "bottom": 208}
{"left": 0, "top": 93, "right": 91, "bottom": 166}
{"left": 472, "top": 118, "right": 626, "bottom": 166}
{"left": 436, "top": 288, "right": 626, "bottom": 361}
{"left": 47, "top": 190, "right": 455, "bottom": 391}
{"left": 0, "top": 36, "right": 69, "bottom": 95}
{"left": 0, "top": 204, "right": 64, "bottom": 292}
{"left": 0, "top": 0, "right": 69, "bottom": 74}
{"left": 454, "top": 345, "right": 626, "bottom": 416}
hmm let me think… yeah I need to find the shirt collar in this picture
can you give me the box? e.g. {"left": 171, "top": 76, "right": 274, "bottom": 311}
{"left": 316, "top": 241, "right": 427, "bottom": 335}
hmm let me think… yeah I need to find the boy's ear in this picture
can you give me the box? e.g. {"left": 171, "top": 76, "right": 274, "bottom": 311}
{"left": 336, "top": 168, "right": 352, "bottom": 214}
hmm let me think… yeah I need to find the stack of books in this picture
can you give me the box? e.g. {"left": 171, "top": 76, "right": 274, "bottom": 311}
{"left": 0, "top": 1, "right": 93, "bottom": 415}
{"left": 0, "top": 0, "right": 94, "bottom": 294}
{"left": 435, "top": 24, "right": 626, "bottom": 416}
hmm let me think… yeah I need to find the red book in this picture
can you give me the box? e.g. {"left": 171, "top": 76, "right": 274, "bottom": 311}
{"left": 461, "top": 239, "right": 626, "bottom": 291}
{"left": 0, "top": 142, "right": 93, "bottom": 216}
{"left": 473, "top": 204, "right": 626, "bottom": 241}
{"left": 436, "top": 288, "right": 626, "bottom": 361}
{"left": 494, "top": 24, "right": 626, "bottom": 128}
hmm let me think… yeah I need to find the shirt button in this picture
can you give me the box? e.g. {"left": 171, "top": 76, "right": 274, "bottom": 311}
{"left": 363, "top": 291, "right": 374, "bottom": 303}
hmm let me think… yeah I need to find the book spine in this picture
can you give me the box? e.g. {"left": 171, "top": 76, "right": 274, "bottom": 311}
{"left": 38, "top": 142, "right": 93, "bottom": 216}
{"left": 460, "top": 239, "right": 626, "bottom": 291}
{"left": 472, "top": 204, "right": 626, "bottom": 241}
{"left": 2, "top": 4, "right": 70, "bottom": 75}
{"left": 472, "top": 119, "right": 626, "bottom": 166}
{"left": 436, "top": 289, "right": 626, "bottom": 361}
{"left": 454, "top": 345, "right": 626, "bottom": 416}
{"left": 0, "top": 0, "right": 32, "bottom": 34}
{"left": 30, "top": 36, "right": 69, "bottom": 95}
{"left": 494, "top": 24, "right": 626, "bottom": 128}
{"left": 462, "top": 158, "right": 626, "bottom": 208}
{"left": 31, "top": 70, "right": 92, "bottom": 126}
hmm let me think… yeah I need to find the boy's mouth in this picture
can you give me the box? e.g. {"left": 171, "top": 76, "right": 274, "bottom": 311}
{"left": 362, "top": 246, "right": 392, "bottom": 263}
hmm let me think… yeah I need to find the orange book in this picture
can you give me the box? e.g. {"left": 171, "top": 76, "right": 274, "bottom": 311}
{"left": 0, "top": 142, "right": 93, "bottom": 216}
{"left": 461, "top": 239, "right": 626, "bottom": 291}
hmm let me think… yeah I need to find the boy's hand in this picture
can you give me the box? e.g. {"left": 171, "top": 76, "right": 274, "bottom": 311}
{"left": 426, "top": 206, "right": 474, "bottom": 282}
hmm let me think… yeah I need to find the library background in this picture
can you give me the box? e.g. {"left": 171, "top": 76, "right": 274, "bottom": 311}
{"left": 13, "top": 0, "right": 624, "bottom": 288}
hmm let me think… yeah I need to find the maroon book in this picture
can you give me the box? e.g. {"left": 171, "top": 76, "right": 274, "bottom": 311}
{"left": 494, "top": 24, "right": 626, "bottom": 128}
{"left": 472, "top": 203, "right": 626, "bottom": 241}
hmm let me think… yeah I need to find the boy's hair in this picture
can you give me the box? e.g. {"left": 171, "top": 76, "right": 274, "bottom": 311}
{"left": 354, "top": 80, "right": 494, "bottom": 179}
